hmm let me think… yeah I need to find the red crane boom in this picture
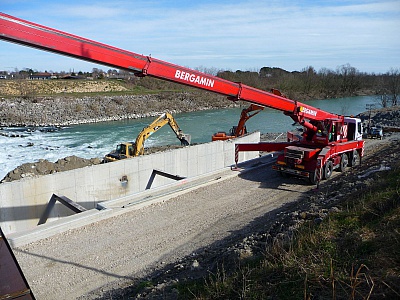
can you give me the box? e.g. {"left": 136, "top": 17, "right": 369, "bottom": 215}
{"left": 0, "top": 12, "right": 336, "bottom": 125}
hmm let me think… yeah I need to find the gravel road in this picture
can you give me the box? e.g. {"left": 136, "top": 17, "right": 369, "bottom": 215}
{"left": 13, "top": 160, "right": 314, "bottom": 299}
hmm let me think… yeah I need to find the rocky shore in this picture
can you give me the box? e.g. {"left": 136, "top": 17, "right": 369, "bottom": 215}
{"left": 0, "top": 92, "right": 237, "bottom": 127}
{"left": 357, "top": 105, "right": 400, "bottom": 129}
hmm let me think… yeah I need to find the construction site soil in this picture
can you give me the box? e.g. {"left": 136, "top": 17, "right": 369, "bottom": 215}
{"left": 6, "top": 105, "right": 400, "bottom": 299}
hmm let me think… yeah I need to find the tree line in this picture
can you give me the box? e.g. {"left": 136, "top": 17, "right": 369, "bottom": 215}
{"left": 5, "top": 64, "right": 399, "bottom": 106}
{"left": 136, "top": 64, "right": 399, "bottom": 107}
{"left": 214, "top": 64, "right": 399, "bottom": 106}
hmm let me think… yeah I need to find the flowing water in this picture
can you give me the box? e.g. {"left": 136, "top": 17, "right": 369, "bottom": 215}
{"left": 0, "top": 95, "right": 378, "bottom": 179}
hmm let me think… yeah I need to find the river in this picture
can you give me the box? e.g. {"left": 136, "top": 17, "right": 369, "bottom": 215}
{"left": 0, "top": 95, "right": 379, "bottom": 179}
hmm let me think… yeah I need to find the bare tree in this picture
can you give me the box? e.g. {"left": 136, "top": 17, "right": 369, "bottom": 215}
{"left": 387, "top": 68, "right": 399, "bottom": 106}
{"left": 300, "top": 66, "right": 317, "bottom": 94}
{"left": 337, "top": 63, "right": 360, "bottom": 95}
{"left": 195, "top": 66, "right": 220, "bottom": 76}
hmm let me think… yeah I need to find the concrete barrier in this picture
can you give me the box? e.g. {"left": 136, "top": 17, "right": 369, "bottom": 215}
{"left": 0, "top": 133, "right": 260, "bottom": 236}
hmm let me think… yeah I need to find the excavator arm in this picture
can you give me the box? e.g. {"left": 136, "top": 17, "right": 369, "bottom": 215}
{"left": 212, "top": 103, "right": 264, "bottom": 141}
{"left": 0, "top": 12, "right": 338, "bottom": 126}
{"left": 134, "top": 112, "right": 189, "bottom": 156}
{"left": 234, "top": 104, "right": 264, "bottom": 137}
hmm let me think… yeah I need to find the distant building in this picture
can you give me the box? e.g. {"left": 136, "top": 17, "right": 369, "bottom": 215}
{"left": 29, "top": 72, "right": 52, "bottom": 80}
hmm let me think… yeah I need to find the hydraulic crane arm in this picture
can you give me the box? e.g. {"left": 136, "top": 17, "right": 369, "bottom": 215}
{"left": 0, "top": 12, "right": 338, "bottom": 123}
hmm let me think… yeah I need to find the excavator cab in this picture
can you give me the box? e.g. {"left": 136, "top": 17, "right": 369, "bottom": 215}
{"left": 114, "top": 143, "right": 135, "bottom": 156}
{"left": 115, "top": 144, "right": 126, "bottom": 155}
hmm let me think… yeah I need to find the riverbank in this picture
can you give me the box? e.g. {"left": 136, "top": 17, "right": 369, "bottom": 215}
{"left": 0, "top": 92, "right": 240, "bottom": 127}
{"left": 0, "top": 78, "right": 382, "bottom": 127}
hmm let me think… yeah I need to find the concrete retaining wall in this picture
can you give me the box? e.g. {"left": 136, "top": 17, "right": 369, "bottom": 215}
{"left": 0, "top": 133, "right": 260, "bottom": 235}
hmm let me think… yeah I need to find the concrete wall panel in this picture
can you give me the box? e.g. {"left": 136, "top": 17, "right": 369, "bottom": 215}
{"left": 0, "top": 132, "right": 260, "bottom": 235}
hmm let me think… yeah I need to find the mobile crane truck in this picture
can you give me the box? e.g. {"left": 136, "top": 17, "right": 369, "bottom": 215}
{"left": 104, "top": 112, "right": 190, "bottom": 162}
{"left": 0, "top": 12, "right": 364, "bottom": 185}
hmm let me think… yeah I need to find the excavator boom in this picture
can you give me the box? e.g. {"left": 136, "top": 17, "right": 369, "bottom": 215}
{"left": 234, "top": 104, "right": 264, "bottom": 136}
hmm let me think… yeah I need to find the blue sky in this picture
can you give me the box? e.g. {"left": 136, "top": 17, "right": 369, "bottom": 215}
{"left": 1, "top": 0, "right": 399, "bottom": 74}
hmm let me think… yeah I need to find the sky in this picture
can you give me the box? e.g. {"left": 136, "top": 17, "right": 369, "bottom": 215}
{"left": 1, "top": 0, "right": 399, "bottom": 74}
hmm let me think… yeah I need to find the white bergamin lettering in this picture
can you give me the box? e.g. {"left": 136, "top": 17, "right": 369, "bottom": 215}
{"left": 175, "top": 70, "right": 214, "bottom": 88}
{"left": 300, "top": 106, "right": 318, "bottom": 117}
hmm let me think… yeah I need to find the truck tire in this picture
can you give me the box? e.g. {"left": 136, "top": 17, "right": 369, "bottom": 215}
{"left": 339, "top": 153, "right": 348, "bottom": 172}
{"left": 349, "top": 150, "right": 359, "bottom": 167}
{"left": 324, "top": 160, "right": 333, "bottom": 179}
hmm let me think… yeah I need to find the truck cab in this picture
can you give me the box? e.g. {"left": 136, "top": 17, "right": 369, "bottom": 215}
{"left": 345, "top": 117, "right": 363, "bottom": 141}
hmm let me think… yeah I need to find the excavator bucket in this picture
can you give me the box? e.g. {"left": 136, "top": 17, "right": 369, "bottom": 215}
{"left": 180, "top": 133, "right": 191, "bottom": 146}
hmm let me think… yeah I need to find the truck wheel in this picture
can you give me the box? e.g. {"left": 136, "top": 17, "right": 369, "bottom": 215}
{"left": 339, "top": 153, "right": 348, "bottom": 172}
{"left": 349, "top": 150, "right": 359, "bottom": 167}
{"left": 324, "top": 160, "right": 333, "bottom": 179}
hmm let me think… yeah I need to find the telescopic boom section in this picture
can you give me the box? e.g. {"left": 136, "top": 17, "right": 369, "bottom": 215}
{"left": 0, "top": 12, "right": 337, "bottom": 122}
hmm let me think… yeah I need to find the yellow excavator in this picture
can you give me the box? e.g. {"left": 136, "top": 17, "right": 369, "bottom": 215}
{"left": 104, "top": 112, "right": 190, "bottom": 162}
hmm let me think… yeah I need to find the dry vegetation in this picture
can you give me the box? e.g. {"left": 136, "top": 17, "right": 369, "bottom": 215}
{"left": 0, "top": 79, "right": 128, "bottom": 96}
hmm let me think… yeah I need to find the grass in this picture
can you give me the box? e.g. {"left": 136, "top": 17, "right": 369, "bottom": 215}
{"left": 177, "top": 160, "right": 400, "bottom": 299}
{"left": 0, "top": 78, "right": 187, "bottom": 98}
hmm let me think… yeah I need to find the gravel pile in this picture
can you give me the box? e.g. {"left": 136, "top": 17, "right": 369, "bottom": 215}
{"left": 0, "top": 156, "right": 102, "bottom": 183}
{"left": 357, "top": 106, "right": 400, "bottom": 129}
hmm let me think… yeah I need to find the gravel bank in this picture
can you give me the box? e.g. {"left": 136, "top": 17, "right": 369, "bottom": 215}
{"left": 0, "top": 93, "right": 237, "bottom": 127}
